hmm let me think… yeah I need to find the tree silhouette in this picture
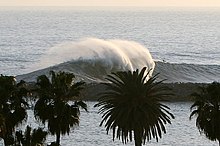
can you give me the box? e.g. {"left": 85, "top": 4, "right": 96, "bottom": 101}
{"left": 0, "top": 75, "right": 29, "bottom": 145}
{"left": 95, "top": 67, "right": 174, "bottom": 146}
{"left": 190, "top": 82, "right": 220, "bottom": 146}
{"left": 15, "top": 125, "right": 48, "bottom": 146}
{"left": 34, "top": 71, "right": 87, "bottom": 145}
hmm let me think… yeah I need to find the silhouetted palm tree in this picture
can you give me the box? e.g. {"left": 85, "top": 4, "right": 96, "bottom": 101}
{"left": 15, "top": 125, "right": 48, "bottom": 146}
{"left": 95, "top": 67, "right": 174, "bottom": 146}
{"left": 190, "top": 82, "right": 220, "bottom": 146}
{"left": 0, "top": 75, "right": 29, "bottom": 145}
{"left": 34, "top": 71, "right": 87, "bottom": 145}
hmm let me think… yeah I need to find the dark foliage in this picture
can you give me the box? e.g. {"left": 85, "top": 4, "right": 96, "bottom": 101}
{"left": 15, "top": 125, "right": 48, "bottom": 146}
{"left": 190, "top": 82, "right": 220, "bottom": 144}
{"left": 0, "top": 75, "right": 29, "bottom": 145}
{"left": 95, "top": 67, "right": 174, "bottom": 146}
{"left": 34, "top": 71, "right": 87, "bottom": 145}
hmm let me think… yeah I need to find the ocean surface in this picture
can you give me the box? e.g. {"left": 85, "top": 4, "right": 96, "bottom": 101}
{"left": 1, "top": 7, "right": 220, "bottom": 83}
{"left": 21, "top": 102, "right": 218, "bottom": 146}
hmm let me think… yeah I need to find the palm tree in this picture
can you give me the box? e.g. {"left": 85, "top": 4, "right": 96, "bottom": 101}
{"left": 95, "top": 67, "right": 174, "bottom": 146}
{"left": 34, "top": 71, "right": 87, "bottom": 145}
{"left": 0, "top": 75, "right": 29, "bottom": 145}
{"left": 15, "top": 125, "right": 48, "bottom": 146}
{"left": 190, "top": 82, "right": 220, "bottom": 146}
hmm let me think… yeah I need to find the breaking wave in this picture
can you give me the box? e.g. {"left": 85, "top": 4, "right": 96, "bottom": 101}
{"left": 16, "top": 38, "right": 220, "bottom": 83}
{"left": 17, "top": 38, "right": 155, "bottom": 82}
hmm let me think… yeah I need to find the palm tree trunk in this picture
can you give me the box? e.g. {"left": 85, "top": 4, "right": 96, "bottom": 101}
{"left": 134, "top": 130, "right": 142, "bottom": 146}
{"left": 56, "top": 132, "right": 61, "bottom": 145}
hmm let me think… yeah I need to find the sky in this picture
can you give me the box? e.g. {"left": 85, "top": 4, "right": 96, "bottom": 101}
{"left": 0, "top": 0, "right": 220, "bottom": 7}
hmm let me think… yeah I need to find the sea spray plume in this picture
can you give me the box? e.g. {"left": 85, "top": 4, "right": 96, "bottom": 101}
{"left": 30, "top": 38, "right": 155, "bottom": 82}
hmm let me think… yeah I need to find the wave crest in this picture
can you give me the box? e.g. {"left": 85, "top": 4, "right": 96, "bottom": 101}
{"left": 22, "top": 38, "right": 155, "bottom": 82}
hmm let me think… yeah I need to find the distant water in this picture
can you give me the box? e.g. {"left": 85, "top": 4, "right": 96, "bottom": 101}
{"left": 1, "top": 7, "right": 220, "bottom": 83}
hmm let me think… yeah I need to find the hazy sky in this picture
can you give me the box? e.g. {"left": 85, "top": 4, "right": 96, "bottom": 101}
{"left": 0, "top": 0, "right": 220, "bottom": 7}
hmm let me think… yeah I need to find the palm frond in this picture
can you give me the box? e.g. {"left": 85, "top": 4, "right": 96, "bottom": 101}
{"left": 190, "top": 82, "right": 220, "bottom": 142}
{"left": 95, "top": 67, "right": 174, "bottom": 145}
{"left": 34, "top": 71, "right": 87, "bottom": 145}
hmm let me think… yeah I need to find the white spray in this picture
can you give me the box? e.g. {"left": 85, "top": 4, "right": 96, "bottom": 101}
{"left": 36, "top": 38, "right": 155, "bottom": 80}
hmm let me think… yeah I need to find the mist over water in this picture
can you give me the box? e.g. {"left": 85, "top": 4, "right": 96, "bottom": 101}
{"left": 30, "top": 38, "right": 155, "bottom": 81}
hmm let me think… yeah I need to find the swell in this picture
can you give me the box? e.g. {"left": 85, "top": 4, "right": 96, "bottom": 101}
{"left": 16, "top": 60, "right": 220, "bottom": 83}
{"left": 154, "top": 61, "right": 220, "bottom": 83}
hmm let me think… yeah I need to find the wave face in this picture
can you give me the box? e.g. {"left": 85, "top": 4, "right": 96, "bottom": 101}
{"left": 154, "top": 62, "right": 220, "bottom": 83}
{"left": 17, "top": 38, "right": 155, "bottom": 82}
{"left": 17, "top": 60, "right": 220, "bottom": 83}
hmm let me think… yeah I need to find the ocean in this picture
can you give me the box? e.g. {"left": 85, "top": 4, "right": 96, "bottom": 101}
{"left": 0, "top": 7, "right": 220, "bottom": 146}
{"left": 23, "top": 102, "right": 218, "bottom": 146}
{"left": 1, "top": 7, "right": 220, "bottom": 83}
